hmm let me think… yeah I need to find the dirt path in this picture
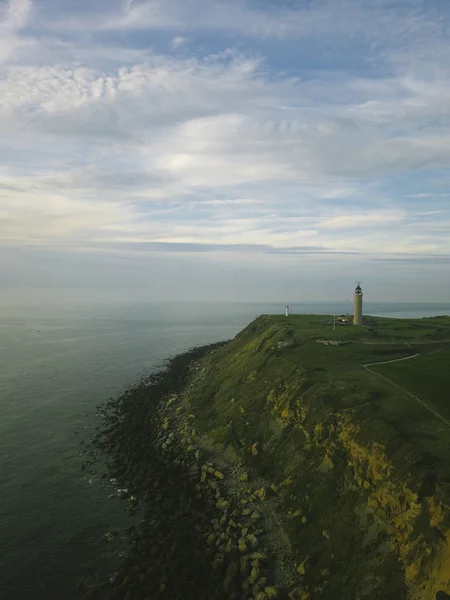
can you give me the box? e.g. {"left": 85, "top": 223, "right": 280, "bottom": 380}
{"left": 362, "top": 339, "right": 450, "bottom": 346}
{"left": 409, "top": 339, "right": 450, "bottom": 345}
{"left": 362, "top": 353, "right": 420, "bottom": 367}
{"left": 361, "top": 355, "right": 450, "bottom": 429}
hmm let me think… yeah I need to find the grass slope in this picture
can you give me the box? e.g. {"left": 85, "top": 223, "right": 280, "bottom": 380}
{"left": 372, "top": 347, "right": 450, "bottom": 420}
{"left": 184, "top": 314, "right": 450, "bottom": 600}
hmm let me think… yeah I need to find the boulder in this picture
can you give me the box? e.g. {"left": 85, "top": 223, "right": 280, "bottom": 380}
{"left": 253, "top": 487, "right": 267, "bottom": 501}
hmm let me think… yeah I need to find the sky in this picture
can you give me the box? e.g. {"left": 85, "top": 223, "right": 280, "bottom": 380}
{"left": 1, "top": 0, "right": 450, "bottom": 305}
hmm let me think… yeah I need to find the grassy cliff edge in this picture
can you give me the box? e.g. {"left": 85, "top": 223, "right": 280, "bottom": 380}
{"left": 183, "top": 314, "right": 450, "bottom": 599}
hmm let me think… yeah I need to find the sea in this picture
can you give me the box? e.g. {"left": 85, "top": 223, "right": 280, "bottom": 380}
{"left": 1, "top": 301, "right": 449, "bottom": 600}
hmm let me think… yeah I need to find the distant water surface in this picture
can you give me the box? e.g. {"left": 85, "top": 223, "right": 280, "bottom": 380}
{"left": 0, "top": 301, "right": 449, "bottom": 599}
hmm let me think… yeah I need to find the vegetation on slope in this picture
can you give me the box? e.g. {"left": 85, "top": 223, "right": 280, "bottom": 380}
{"left": 184, "top": 314, "right": 450, "bottom": 599}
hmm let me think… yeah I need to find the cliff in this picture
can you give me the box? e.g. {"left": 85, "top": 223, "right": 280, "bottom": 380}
{"left": 88, "top": 313, "right": 450, "bottom": 600}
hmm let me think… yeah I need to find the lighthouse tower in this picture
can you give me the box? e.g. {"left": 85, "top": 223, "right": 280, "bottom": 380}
{"left": 353, "top": 283, "right": 363, "bottom": 326}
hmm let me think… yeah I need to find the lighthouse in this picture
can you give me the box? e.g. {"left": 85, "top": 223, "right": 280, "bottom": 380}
{"left": 353, "top": 283, "right": 363, "bottom": 326}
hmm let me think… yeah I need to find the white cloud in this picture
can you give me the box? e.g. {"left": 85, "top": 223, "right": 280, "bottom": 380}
{"left": 405, "top": 194, "right": 450, "bottom": 199}
{"left": 0, "top": 0, "right": 31, "bottom": 64}
{"left": 0, "top": 172, "right": 137, "bottom": 244}
{"left": 198, "top": 198, "right": 261, "bottom": 205}
{"left": 99, "top": 0, "right": 424, "bottom": 42}
{"left": 171, "top": 35, "right": 187, "bottom": 48}
{"left": 1, "top": 0, "right": 31, "bottom": 30}
{"left": 319, "top": 211, "right": 404, "bottom": 230}
{"left": 3, "top": 43, "right": 450, "bottom": 192}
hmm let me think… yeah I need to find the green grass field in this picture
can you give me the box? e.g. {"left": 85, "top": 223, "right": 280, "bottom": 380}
{"left": 269, "top": 313, "right": 450, "bottom": 369}
{"left": 372, "top": 347, "right": 450, "bottom": 420}
{"left": 270, "top": 315, "right": 450, "bottom": 467}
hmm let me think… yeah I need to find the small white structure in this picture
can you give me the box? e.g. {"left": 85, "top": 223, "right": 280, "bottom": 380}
{"left": 353, "top": 283, "right": 363, "bottom": 326}
{"left": 285, "top": 305, "right": 290, "bottom": 317}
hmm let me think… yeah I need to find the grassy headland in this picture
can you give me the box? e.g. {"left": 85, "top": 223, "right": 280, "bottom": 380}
{"left": 87, "top": 313, "right": 450, "bottom": 600}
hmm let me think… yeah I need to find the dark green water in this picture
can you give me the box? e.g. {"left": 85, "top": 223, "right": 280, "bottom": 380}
{"left": 1, "top": 301, "right": 448, "bottom": 599}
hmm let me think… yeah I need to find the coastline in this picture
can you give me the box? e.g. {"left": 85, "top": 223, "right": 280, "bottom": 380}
{"left": 84, "top": 340, "right": 286, "bottom": 600}
{"left": 82, "top": 312, "right": 450, "bottom": 599}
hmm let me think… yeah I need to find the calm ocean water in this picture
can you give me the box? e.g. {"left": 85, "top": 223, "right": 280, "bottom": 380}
{"left": 1, "top": 301, "right": 449, "bottom": 599}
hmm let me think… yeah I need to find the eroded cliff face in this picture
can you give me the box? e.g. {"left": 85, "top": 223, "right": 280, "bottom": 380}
{"left": 183, "top": 317, "right": 450, "bottom": 599}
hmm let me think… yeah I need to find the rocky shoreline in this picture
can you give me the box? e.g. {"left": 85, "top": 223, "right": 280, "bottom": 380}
{"left": 83, "top": 342, "right": 291, "bottom": 600}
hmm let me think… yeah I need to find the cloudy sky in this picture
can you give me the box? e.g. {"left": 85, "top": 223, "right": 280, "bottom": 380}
{"left": 1, "top": 0, "right": 450, "bottom": 305}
